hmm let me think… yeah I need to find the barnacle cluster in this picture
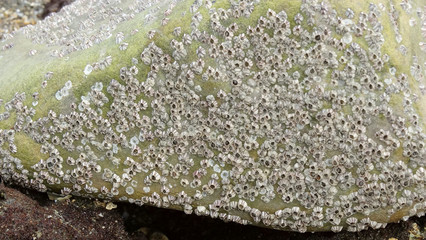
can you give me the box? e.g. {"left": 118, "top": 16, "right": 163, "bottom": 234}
{"left": 0, "top": 0, "right": 425, "bottom": 232}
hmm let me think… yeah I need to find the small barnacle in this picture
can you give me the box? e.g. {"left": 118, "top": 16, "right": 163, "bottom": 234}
{"left": 9, "top": 144, "right": 17, "bottom": 153}
{"left": 148, "top": 30, "right": 156, "bottom": 39}
{"left": 110, "top": 188, "right": 119, "bottom": 196}
{"left": 294, "top": 13, "right": 304, "bottom": 25}
{"left": 180, "top": 178, "right": 190, "bottom": 187}
{"left": 131, "top": 58, "right": 139, "bottom": 65}
{"left": 149, "top": 171, "right": 161, "bottom": 182}
{"left": 208, "top": 179, "right": 219, "bottom": 190}
{"left": 61, "top": 187, "right": 72, "bottom": 196}
{"left": 84, "top": 64, "right": 93, "bottom": 75}
{"left": 29, "top": 49, "right": 37, "bottom": 56}
{"left": 41, "top": 80, "right": 47, "bottom": 88}
{"left": 104, "top": 55, "right": 113, "bottom": 66}
{"left": 126, "top": 186, "right": 134, "bottom": 195}
{"left": 55, "top": 91, "right": 63, "bottom": 101}
{"left": 162, "top": 18, "right": 170, "bottom": 26}
{"left": 192, "top": 12, "right": 203, "bottom": 23}
{"left": 119, "top": 43, "right": 129, "bottom": 51}
{"left": 131, "top": 29, "right": 139, "bottom": 35}
{"left": 2, "top": 43, "right": 14, "bottom": 51}
{"left": 116, "top": 32, "right": 125, "bottom": 44}
{"left": 220, "top": 170, "right": 229, "bottom": 179}
{"left": 32, "top": 92, "right": 39, "bottom": 101}
{"left": 60, "top": 87, "right": 69, "bottom": 97}
{"left": 341, "top": 33, "right": 352, "bottom": 44}
{"left": 44, "top": 72, "right": 53, "bottom": 80}
{"left": 345, "top": 8, "right": 354, "bottom": 19}
{"left": 399, "top": 45, "right": 407, "bottom": 55}
{"left": 64, "top": 80, "right": 72, "bottom": 90}
{"left": 331, "top": 226, "right": 343, "bottom": 232}
{"left": 73, "top": 184, "right": 82, "bottom": 192}
{"left": 173, "top": 27, "right": 182, "bottom": 36}
{"left": 346, "top": 217, "right": 358, "bottom": 225}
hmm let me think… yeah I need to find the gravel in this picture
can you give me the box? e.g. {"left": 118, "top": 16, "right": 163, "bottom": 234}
{"left": 0, "top": 0, "right": 74, "bottom": 40}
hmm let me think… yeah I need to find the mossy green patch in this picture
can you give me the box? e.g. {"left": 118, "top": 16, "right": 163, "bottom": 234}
{"left": 12, "top": 132, "right": 47, "bottom": 169}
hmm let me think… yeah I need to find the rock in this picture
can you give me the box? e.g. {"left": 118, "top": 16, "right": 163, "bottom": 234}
{"left": 0, "top": 190, "right": 5, "bottom": 200}
{"left": 40, "top": 0, "right": 75, "bottom": 19}
{"left": 0, "top": 0, "right": 425, "bottom": 232}
{"left": 149, "top": 232, "right": 169, "bottom": 240}
{"left": 106, "top": 202, "right": 118, "bottom": 210}
{"left": 131, "top": 227, "right": 150, "bottom": 240}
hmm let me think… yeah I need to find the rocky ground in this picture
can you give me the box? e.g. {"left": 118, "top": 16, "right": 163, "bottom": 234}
{"left": 0, "top": 1, "right": 425, "bottom": 239}
{"left": 0, "top": 183, "right": 130, "bottom": 240}
{"left": 0, "top": 0, "right": 74, "bottom": 40}
{"left": 0, "top": 182, "right": 424, "bottom": 240}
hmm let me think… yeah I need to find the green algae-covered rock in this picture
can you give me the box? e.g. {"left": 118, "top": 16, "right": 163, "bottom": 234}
{"left": 0, "top": 0, "right": 425, "bottom": 232}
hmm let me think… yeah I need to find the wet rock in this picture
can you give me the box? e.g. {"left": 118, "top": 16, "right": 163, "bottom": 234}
{"left": 149, "top": 232, "right": 168, "bottom": 240}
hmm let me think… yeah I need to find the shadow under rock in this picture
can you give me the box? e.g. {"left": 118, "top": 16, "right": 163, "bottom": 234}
{"left": 118, "top": 201, "right": 425, "bottom": 240}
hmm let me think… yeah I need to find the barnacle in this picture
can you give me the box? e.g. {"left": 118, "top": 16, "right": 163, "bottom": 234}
{"left": 0, "top": 0, "right": 425, "bottom": 233}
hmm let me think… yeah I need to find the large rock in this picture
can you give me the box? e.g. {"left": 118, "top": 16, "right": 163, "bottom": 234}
{"left": 0, "top": 0, "right": 425, "bottom": 232}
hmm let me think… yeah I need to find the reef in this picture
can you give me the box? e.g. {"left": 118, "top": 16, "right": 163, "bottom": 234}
{"left": 0, "top": 0, "right": 425, "bottom": 232}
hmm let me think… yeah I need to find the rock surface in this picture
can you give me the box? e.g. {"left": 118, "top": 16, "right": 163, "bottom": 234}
{"left": 0, "top": 0, "right": 425, "bottom": 233}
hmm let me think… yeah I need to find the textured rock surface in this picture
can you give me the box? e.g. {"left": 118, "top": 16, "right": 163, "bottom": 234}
{"left": 0, "top": 0, "right": 425, "bottom": 232}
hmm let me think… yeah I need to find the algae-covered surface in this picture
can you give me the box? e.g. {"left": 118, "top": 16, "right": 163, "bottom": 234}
{"left": 0, "top": 0, "right": 425, "bottom": 234}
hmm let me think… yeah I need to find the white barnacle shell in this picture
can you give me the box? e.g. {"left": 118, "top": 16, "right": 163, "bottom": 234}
{"left": 126, "top": 186, "right": 135, "bottom": 195}
{"left": 346, "top": 217, "right": 358, "bottom": 225}
{"left": 28, "top": 49, "right": 37, "bottom": 56}
{"left": 55, "top": 91, "right": 63, "bottom": 101}
{"left": 119, "top": 42, "right": 129, "bottom": 51}
{"left": 64, "top": 80, "right": 72, "bottom": 89}
{"left": 149, "top": 171, "right": 161, "bottom": 182}
{"left": 84, "top": 64, "right": 93, "bottom": 75}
